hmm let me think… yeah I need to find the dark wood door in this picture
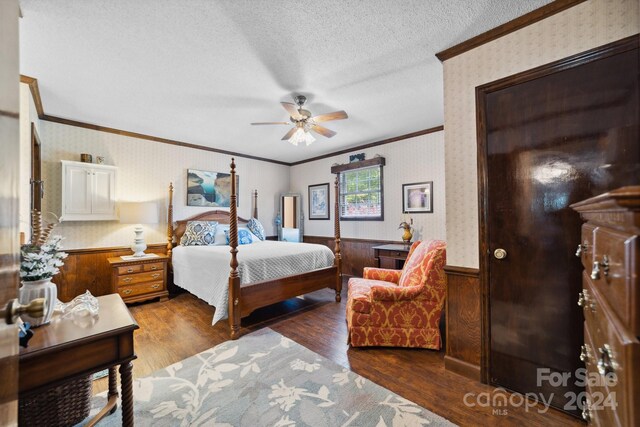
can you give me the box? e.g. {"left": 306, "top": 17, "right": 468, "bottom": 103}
{"left": 480, "top": 38, "right": 639, "bottom": 415}
{"left": 30, "top": 123, "right": 42, "bottom": 214}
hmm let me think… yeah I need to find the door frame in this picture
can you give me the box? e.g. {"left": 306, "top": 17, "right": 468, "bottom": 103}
{"left": 475, "top": 35, "right": 638, "bottom": 384}
{"left": 30, "top": 122, "right": 42, "bottom": 214}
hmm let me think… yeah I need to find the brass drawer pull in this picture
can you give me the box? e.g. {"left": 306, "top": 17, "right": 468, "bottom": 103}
{"left": 590, "top": 255, "right": 609, "bottom": 280}
{"left": 577, "top": 290, "right": 595, "bottom": 313}
{"left": 151, "top": 273, "right": 161, "bottom": 279}
{"left": 127, "top": 268, "right": 134, "bottom": 273}
{"left": 122, "top": 289, "right": 133, "bottom": 295}
{"left": 150, "top": 266, "right": 157, "bottom": 270}
{"left": 122, "top": 277, "right": 132, "bottom": 283}
{"left": 575, "top": 242, "right": 588, "bottom": 257}
{"left": 597, "top": 344, "right": 617, "bottom": 376}
{"left": 579, "top": 344, "right": 592, "bottom": 364}
{"left": 151, "top": 284, "right": 161, "bottom": 289}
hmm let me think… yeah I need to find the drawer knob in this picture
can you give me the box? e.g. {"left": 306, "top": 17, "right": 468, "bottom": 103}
{"left": 579, "top": 344, "right": 592, "bottom": 364}
{"left": 577, "top": 290, "right": 596, "bottom": 312}
{"left": 597, "top": 344, "right": 617, "bottom": 376}
{"left": 150, "top": 266, "right": 157, "bottom": 270}
{"left": 581, "top": 399, "right": 591, "bottom": 422}
{"left": 151, "top": 284, "right": 160, "bottom": 289}
{"left": 123, "top": 289, "right": 132, "bottom": 295}
{"left": 127, "top": 268, "right": 134, "bottom": 273}
{"left": 575, "top": 243, "right": 585, "bottom": 257}
{"left": 590, "top": 255, "right": 609, "bottom": 280}
{"left": 122, "top": 277, "right": 132, "bottom": 283}
{"left": 151, "top": 273, "right": 161, "bottom": 279}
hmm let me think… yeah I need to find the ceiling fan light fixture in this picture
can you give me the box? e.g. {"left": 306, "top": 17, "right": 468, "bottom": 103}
{"left": 289, "top": 128, "right": 315, "bottom": 146}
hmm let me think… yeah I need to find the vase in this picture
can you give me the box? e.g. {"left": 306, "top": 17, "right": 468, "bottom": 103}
{"left": 402, "top": 228, "right": 413, "bottom": 244}
{"left": 19, "top": 278, "right": 57, "bottom": 326}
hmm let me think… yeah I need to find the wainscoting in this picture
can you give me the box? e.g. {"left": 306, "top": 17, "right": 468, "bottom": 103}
{"left": 303, "top": 235, "right": 403, "bottom": 278}
{"left": 444, "top": 265, "right": 481, "bottom": 381}
{"left": 53, "top": 243, "right": 168, "bottom": 302}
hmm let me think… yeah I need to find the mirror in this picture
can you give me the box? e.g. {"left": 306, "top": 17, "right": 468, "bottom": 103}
{"left": 278, "top": 193, "right": 303, "bottom": 242}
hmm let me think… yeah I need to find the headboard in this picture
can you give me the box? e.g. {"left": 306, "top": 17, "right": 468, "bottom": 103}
{"left": 173, "top": 210, "right": 250, "bottom": 244}
{"left": 166, "top": 182, "right": 257, "bottom": 256}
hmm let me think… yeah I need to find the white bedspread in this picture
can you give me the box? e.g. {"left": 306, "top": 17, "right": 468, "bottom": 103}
{"left": 172, "top": 241, "right": 335, "bottom": 325}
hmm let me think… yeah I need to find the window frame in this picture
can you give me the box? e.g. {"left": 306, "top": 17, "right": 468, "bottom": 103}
{"left": 337, "top": 163, "right": 384, "bottom": 221}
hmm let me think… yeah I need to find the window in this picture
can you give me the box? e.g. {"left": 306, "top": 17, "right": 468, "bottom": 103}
{"left": 339, "top": 164, "right": 383, "bottom": 220}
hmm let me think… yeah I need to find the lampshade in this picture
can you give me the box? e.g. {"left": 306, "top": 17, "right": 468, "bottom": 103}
{"left": 119, "top": 202, "right": 158, "bottom": 224}
{"left": 288, "top": 128, "right": 315, "bottom": 146}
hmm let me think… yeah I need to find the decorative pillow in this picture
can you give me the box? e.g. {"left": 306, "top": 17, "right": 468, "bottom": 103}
{"left": 213, "top": 224, "right": 230, "bottom": 245}
{"left": 180, "top": 221, "right": 218, "bottom": 246}
{"left": 224, "top": 228, "right": 255, "bottom": 245}
{"left": 247, "top": 218, "right": 266, "bottom": 241}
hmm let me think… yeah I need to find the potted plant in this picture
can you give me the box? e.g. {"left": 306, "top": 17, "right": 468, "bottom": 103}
{"left": 19, "top": 211, "right": 67, "bottom": 326}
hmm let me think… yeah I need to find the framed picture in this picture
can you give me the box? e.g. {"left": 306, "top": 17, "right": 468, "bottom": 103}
{"left": 308, "top": 183, "right": 330, "bottom": 220}
{"left": 402, "top": 181, "right": 433, "bottom": 213}
{"left": 349, "top": 153, "right": 365, "bottom": 163}
{"left": 187, "top": 169, "right": 239, "bottom": 207}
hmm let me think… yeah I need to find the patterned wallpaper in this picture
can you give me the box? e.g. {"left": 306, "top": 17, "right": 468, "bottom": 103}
{"left": 40, "top": 121, "right": 290, "bottom": 250}
{"left": 443, "top": 0, "right": 639, "bottom": 268}
{"left": 290, "top": 131, "right": 446, "bottom": 242}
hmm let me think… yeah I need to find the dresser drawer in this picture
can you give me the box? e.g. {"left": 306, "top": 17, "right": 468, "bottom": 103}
{"left": 579, "top": 223, "right": 597, "bottom": 271}
{"left": 118, "top": 281, "right": 165, "bottom": 299}
{"left": 591, "top": 227, "right": 639, "bottom": 334}
{"left": 581, "top": 275, "right": 640, "bottom": 427}
{"left": 117, "top": 270, "right": 164, "bottom": 286}
{"left": 377, "top": 249, "right": 408, "bottom": 259}
{"left": 117, "top": 264, "right": 143, "bottom": 275}
{"left": 143, "top": 262, "right": 164, "bottom": 272}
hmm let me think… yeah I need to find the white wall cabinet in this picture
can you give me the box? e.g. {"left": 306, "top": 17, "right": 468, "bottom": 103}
{"left": 61, "top": 160, "right": 117, "bottom": 221}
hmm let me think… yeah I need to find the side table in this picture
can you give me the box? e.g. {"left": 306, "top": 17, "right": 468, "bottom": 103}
{"left": 19, "top": 294, "right": 139, "bottom": 426}
{"left": 372, "top": 244, "right": 411, "bottom": 269}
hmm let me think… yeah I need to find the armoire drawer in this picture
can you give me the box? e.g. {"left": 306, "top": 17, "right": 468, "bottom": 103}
{"left": 579, "top": 223, "right": 597, "bottom": 271}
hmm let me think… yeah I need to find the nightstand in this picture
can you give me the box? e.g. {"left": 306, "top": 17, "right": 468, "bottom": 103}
{"left": 107, "top": 254, "right": 169, "bottom": 304}
{"left": 372, "top": 244, "right": 411, "bottom": 269}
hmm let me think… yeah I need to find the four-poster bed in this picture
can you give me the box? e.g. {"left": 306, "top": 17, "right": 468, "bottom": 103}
{"left": 167, "top": 158, "right": 342, "bottom": 339}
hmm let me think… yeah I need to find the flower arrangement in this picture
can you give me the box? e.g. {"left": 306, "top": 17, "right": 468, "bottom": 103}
{"left": 20, "top": 211, "right": 67, "bottom": 282}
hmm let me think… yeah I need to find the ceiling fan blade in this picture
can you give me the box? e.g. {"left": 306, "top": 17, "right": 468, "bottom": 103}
{"left": 281, "top": 102, "right": 302, "bottom": 120}
{"left": 310, "top": 124, "right": 337, "bottom": 138}
{"left": 311, "top": 110, "right": 348, "bottom": 123}
{"left": 250, "top": 121, "right": 290, "bottom": 125}
{"left": 281, "top": 127, "right": 297, "bottom": 140}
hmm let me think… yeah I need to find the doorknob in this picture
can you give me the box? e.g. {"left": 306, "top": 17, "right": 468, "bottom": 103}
{"left": 493, "top": 248, "right": 507, "bottom": 260}
{"left": 1, "top": 298, "right": 45, "bottom": 324}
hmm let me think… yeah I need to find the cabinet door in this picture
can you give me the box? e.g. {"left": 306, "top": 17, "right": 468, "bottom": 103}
{"left": 91, "top": 168, "right": 116, "bottom": 216}
{"left": 64, "top": 164, "right": 92, "bottom": 215}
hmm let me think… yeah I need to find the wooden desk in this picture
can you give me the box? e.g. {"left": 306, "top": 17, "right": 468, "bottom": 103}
{"left": 19, "top": 294, "right": 139, "bottom": 426}
{"left": 372, "top": 244, "right": 411, "bottom": 269}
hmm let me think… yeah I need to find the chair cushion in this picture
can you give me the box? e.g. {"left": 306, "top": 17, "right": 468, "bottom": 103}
{"left": 348, "top": 277, "right": 397, "bottom": 314}
{"left": 398, "top": 240, "right": 446, "bottom": 287}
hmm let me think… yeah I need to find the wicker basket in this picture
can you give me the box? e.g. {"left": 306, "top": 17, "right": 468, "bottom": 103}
{"left": 19, "top": 375, "right": 92, "bottom": 427}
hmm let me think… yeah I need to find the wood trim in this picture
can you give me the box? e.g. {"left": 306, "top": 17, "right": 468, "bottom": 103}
{"left": 443, "top": 265, "right": 479, "bottom": 277}
{"left": 41, "top": 114, "right": 290, "bottom": 166}
{"left": 290, "top": 126, "right": 444, "bottom": 166}
{"left": 64, "top": 243, "right": 168, "bottom": 255}
{"left": 475, "top": 36, "right": 638, "bottom": 385}
{"left": 0, "top": 110, "right": 19, "bottom": 119}
{"left": 303, "top": 235, "right": 405, "bottom": 245}
{"left": 330, "top": 156, "right": 385, "bottom": 174}
{"left": 20, "top": 75, "right": 44, "bottom": 118}
{"left": 435, "top": 0, "right": 587, "bottom": 61}
{"left": 444, "top": 355, "right": 481, "bottom": 381}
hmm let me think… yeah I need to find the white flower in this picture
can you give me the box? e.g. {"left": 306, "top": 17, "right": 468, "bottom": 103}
{"left": 20, "top": 235, "right": 68, "bottom": 281}
{"left": 268, "top": 379, "right": 306, "bottom": 411}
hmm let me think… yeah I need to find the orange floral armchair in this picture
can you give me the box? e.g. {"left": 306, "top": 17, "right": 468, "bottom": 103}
{"left": 346, "top": 240, "right": 447, "bottom": 349}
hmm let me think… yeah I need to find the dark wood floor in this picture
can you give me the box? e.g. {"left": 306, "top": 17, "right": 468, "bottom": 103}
{"left": 96, "top": 287, "right": 582, "bottom": 427}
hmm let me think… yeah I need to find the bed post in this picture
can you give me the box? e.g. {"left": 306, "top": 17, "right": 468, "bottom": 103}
{"left": 334, "top": 176, "right": 342, "bottom": 302}
{"left": 252, "top": 189, "right": 258, "bottom": 219}
{"left": 228, "top": 158, "right": 241, "bottom": 339}
{"left": 167, "top": 182, "right": 174, "bottom": 258}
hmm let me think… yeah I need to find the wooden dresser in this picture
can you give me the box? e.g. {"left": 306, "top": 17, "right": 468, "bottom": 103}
{"left": 571, "top": 186, "right": 639, "bottom": 426}
{"left": 107, "top": 254, "right": 169, "bottom": 304}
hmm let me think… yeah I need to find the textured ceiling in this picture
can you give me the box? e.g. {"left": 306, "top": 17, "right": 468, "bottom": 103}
{"left": 19, "top": 0, "right": 551, "bottom": 163}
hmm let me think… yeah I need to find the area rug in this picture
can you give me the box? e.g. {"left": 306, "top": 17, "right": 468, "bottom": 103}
{"left": 80, "top": 328, "right": 455, "bottom": 426}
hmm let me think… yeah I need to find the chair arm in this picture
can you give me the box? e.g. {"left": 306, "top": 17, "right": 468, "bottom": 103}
{"left": 363, "top": 267, "right": 401, "bottom": 283}
{"left": 371, "top": 284, "right": 422, "bottom": 301}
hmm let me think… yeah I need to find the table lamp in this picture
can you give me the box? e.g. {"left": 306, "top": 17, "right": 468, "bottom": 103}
{"left": 119, "top": 202, "right": 158, "bottom": 257}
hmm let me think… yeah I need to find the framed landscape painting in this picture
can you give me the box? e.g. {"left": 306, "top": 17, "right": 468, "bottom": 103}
{"left": 187, "top": 169, "right": 239, "bottom": 207}
{"left": 308, "top": 183, "right": 330, "bottom": 220}
{"left": 402, "top": 181, "right": 433, "bottom": 213}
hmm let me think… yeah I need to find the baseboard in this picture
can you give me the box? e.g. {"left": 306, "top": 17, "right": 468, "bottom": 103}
{"left": 444, "top": 355, "right": 481, "bottom": 381}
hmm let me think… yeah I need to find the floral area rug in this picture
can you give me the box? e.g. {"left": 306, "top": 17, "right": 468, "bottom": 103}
{"left": 79, "top": 328, "right": 455, "bottom": 426}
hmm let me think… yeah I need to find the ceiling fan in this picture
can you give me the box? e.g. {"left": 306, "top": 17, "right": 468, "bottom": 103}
{"left": 251, "top": 95, "right": 348, "bottom": 146}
